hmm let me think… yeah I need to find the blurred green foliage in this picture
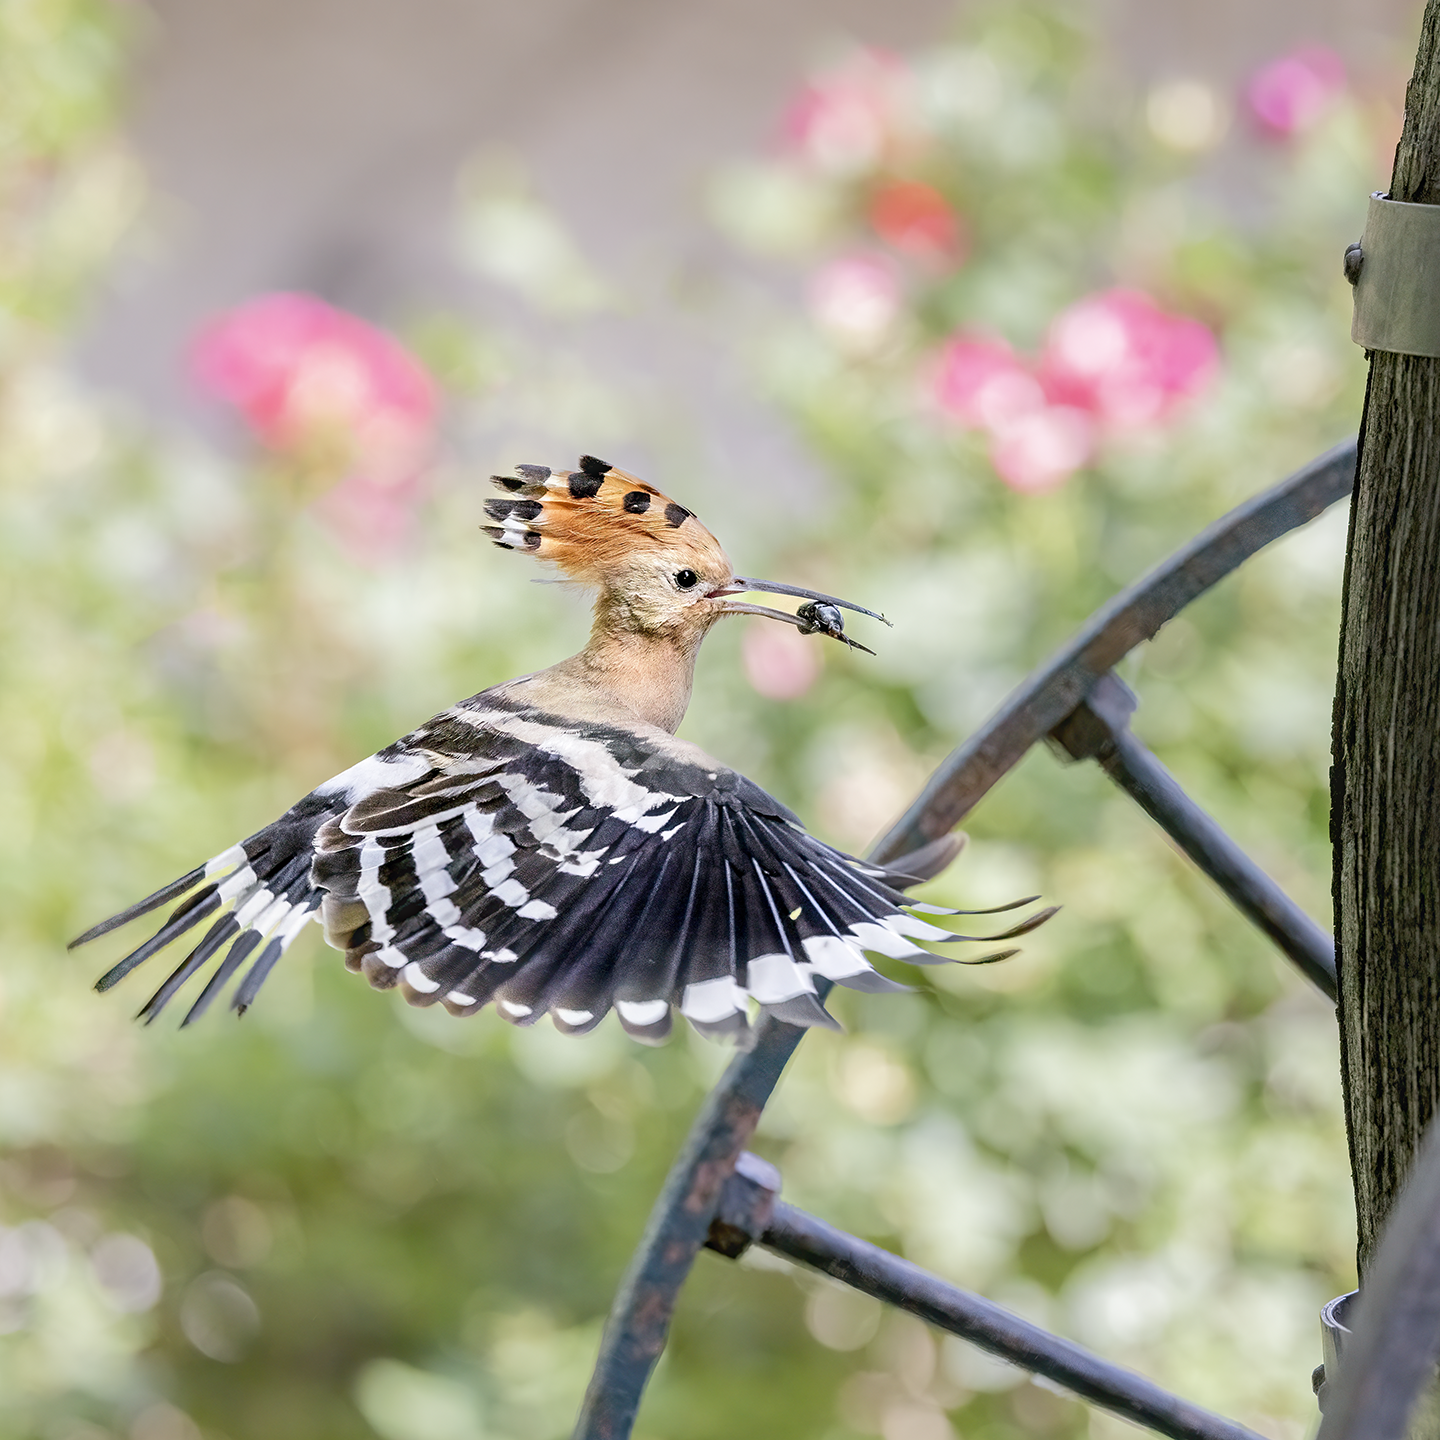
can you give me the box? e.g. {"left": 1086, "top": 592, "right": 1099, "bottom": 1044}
{"left": 0, "top": 3, "right": 1387, "bottom": 1440}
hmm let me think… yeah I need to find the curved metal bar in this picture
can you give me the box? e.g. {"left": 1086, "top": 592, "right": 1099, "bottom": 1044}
{"left": 763, "top": 1203, "right": 1267, "bottom": 1440}
{"left": 873, "top": 438, "right": 1357, "bottom": 864}
{"left": 572, "top": 438, "right": 1357, "bottom": 1440}
{"left": 699, "top": 1157, "right": 1263, "bottom": 1440}
{"left": 1317, "top": 1115, "right": 1440, "bottom": 1440}
{"left": 571, "top": 1019, "right": 812, "bottom": 1438}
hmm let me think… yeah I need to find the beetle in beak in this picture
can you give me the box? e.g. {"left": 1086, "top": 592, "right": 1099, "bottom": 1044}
{"left": 706, "top": 578, "right": 890, "bottom": 655}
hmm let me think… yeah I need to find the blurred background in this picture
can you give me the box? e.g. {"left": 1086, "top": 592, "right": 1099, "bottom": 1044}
{"left": 0, "top": 1, "right": 1415, "bottom": 1437}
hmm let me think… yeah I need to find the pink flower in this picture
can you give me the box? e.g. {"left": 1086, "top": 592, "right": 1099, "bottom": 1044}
{"left": 989, "top": 407, "right": 1095, "bottom": 494}
{"left": 1040, "top": 288, "right": 1218, "bottom": 431}
{"left": 742, "top": 620, "right": 821, "bottom": 700}
{"left": 869, "top": 179, "right": 965, "bottom": 265}
{"left": 809, "top": 253, "right": 901, "bottom": 350}
{"left": 930, "top": 295, "right": 1215, "bottom": 493}
{"left": 192, "top": 293, "right": 437, "bottom": 483}
{"left": 933, "top": 335, "right": 1044, "bottom": 431}
{"left": 781, "top": 49, "right": 915, "bottom": 176}
{"left": 1245, "top": 46, "right": 1345, "bottom": 138}
{"left": 191, "top": 293, "right": 438, "bottom": 560}
{"left": 933, "top": 334, "right": 1094, "bottom": 493}
{"left": 313, "top": 473, "right": 427, "bottom": 564}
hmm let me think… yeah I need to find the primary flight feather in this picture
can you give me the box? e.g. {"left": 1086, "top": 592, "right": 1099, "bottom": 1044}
{"left": 72, "top": 455, "right": 1053, "bottom": 1046}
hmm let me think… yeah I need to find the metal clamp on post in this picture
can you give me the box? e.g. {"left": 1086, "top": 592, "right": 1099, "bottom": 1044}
{"left": 1349, "top": 191, "right": 1440, "bottom": 356}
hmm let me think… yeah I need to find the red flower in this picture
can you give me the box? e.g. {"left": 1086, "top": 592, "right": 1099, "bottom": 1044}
{"left": 869, "top": 180, "right": 965, "bottom": 264}
{"left": 1244, "top": 46, "right": 1345, "bottom": 138}
{"left": 932, "top": 292, "right": 1218, "bottom": 495}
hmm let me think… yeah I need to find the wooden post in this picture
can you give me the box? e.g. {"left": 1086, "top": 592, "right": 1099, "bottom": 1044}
{"left": 1333, "top": 0, "right": 1440, "bottom": 1275}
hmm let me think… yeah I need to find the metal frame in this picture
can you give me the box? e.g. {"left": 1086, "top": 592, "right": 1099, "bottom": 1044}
{"left": 701, "top": 1152, "right": 1266, "bottom": 1440}
{"left": 573, "top": 438, "right": 1358, "bottom": 1440}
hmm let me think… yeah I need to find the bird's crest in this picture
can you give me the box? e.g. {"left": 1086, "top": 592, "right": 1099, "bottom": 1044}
{"left": 483, "top": 455, "right": 728, "bottom": 583}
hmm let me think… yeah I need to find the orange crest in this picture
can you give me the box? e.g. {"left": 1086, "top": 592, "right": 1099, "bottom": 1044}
{"left": 483, "top": 456, "right": 729, "bottom": 584}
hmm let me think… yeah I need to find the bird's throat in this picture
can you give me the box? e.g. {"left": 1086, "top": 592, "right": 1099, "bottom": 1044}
{"left": 570, "top": 627, "right": 703, "bottom": 734}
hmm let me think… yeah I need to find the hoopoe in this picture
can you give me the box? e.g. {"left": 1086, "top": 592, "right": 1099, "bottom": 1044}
{"left": 72, "top": 456, "right": 1052, "bottom": 1046}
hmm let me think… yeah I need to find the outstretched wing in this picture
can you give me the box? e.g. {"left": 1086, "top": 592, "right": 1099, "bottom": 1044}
{"left": 295, "top": 696, "right": 1050, "bottom": 1045}
{"left": 67, "top": 751, "right": 431, "bottom": 1027}
{"left": 72, "top": 694, "right": 1051, "bottom": 1042}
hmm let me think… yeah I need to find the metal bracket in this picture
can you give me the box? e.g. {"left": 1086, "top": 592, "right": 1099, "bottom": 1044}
{"left": 1350, "top": 192, "right": 1440, "bottom": 356}
{"left": 1047, "top": 670, "right": 1139, "bottom": 763}
{"left": 703, "top": 1150, "right": 780, "bottom": 1259}
{"left": 1048, "top": 672, "right": 1338, "bottom": 1001}
{"left": 1317, "top": 1115, "right": 1440, "bottom": 1440}
{"left": 1312, "top": 1291, "right": 1356, "bottom": 1413}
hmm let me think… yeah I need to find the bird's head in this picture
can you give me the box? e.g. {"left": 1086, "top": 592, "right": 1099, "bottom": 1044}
{"left": 484, "top": 456, "right": 887, "bottom": 651}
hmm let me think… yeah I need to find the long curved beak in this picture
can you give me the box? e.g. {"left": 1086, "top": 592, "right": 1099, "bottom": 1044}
{"left": 713, "top": 578, "right": 891, "bottom": 626}
{"left": 706, "top": 577, "right": 889, "bottom": 656}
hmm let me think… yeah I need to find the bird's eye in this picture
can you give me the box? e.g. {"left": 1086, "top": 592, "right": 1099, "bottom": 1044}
{"left": 674, "top": 569, "right": 699, "bottom": 590}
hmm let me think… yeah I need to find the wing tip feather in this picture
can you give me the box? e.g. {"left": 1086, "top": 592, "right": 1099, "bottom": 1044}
{"left": 69, "top": 865, "right": 208, "bottom": 949}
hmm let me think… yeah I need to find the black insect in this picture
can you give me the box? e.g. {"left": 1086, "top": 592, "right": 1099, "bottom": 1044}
{"left": 796, "top": 600, "right": 875, "bottom": 656}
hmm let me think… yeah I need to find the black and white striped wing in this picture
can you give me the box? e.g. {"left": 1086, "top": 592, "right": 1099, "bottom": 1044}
{"left": 304, "top": 699, "right": 1046, "bottom": 1044}
{"left": 69, "top": 788, "right": 344, "bottom": 1026}
{"left": 71, "top": 695, "right": 1049, "bottom": 1042}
